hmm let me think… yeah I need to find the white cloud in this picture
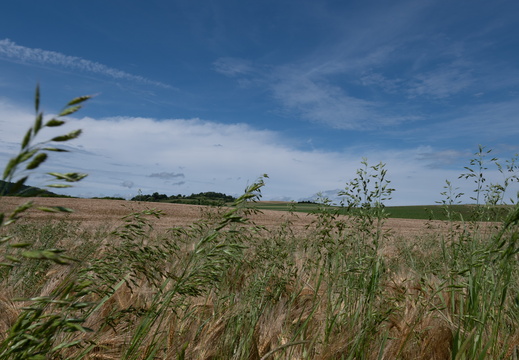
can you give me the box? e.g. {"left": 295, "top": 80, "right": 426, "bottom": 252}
{"left": 0, "top": 39, "right": 172, "bottom": 89}
{"left": 1, "top": 100, "right": 517, "bottom": 205}
{"left": 0, "top": 98, "right": 34, "bottom": 152}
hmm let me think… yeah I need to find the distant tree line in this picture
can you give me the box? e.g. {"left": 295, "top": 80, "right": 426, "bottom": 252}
{"left": 91, "top": 196, "right": 126, "bottom": 201}
{"left": 131, "top": 191, "right": 236, "bottom": 206}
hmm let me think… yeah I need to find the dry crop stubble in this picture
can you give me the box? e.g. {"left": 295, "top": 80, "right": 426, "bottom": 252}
{"left": 0, "top": 196, "right": 473, "bottom": 239}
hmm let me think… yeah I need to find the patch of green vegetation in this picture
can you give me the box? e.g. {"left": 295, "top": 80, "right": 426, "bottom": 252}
{"left": 252, "top": 202, "right": 513, "bottom": 221}
{"left": 91, "top": 196, "right": 126, "bottom": 200}
{"left": 131, "top": 191, "right": 235, "bottom": 206}
{"left": 253, "top": 202, "right": 320, "bottom": 213}
{"left": 386, "top": 204, "right": 512, "bottom": 221}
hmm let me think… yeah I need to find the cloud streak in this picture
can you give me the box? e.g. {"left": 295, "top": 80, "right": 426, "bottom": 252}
{"left": 213, "top": 57, "right": 253, "bottom": 77}
{"left": 149, "top": 172, "right": 185, "bottom": 180}
{"left": 269, "top": 69, "right": 417, "bottom": 130}
{"left": 0, "top": 39, "right": 172, "bottom": 89}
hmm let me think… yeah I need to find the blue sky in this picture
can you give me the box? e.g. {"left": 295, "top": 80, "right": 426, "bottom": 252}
{"left": 1, "top": 0, "right": 518, "bottom": 205}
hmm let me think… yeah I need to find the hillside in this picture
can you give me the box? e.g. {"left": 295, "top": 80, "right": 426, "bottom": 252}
{"left": 0, "top": 180, "right": 69, "bottom": 198}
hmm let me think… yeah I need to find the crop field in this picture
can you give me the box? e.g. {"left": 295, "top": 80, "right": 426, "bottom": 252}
{"left": 1, "top": 194, "right": 518, "bottom": 359}
{"left": 0, "top": 197, "right": 469, "bottom": 237}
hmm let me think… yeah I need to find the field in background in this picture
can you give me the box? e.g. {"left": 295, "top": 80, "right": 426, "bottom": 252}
{"left": 0, "top": 197, "right": 491, "bottom": 239}
{"left": 253, "top": 201, "right": 512, "bottom": 221}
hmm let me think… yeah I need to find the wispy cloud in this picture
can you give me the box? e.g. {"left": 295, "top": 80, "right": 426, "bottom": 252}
{"left": 209, "top": 4, "right": 438, "bottom": 130}
{"left": 213, "top": 57, "right": 253, "bottom": 77}
{"left": 214, "top": 57, "right": 419, "bottom": 130}
{"left": 269, "top": 63, "right": 424, "bottom": 129}
{"left": 212, "top": 1, "right": 519, "bottom": 133}
{"left": 394, "top": 99, "right": 519, "bottom": 146}
{"left": 361, "top": 64, "right": 474, "bottom": 99}
{"left": 148, "top": 172, "right": 185, "bottom": 180}
{"left": 0, "top": 39, "right": 172, "bottom": 89}
{"left": 360, "top": 72, "right": 403, "bottom": 94}
{"left": 415, "top": 147, "right": 469, "bottom": 169}
{"left": 407, "top": 66, "right": 473, "bottom": 99}
{"left": 269, "top": 72, "right": 394, "bottom": 130}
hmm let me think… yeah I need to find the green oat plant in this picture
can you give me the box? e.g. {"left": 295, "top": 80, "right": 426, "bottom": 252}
{"left": 394, "top": 146, "right": 519, "bottom": 359}
{"left": 1, "top": 84, "right": 90, "bottom": 266}
{"left": 458, "top": 145, "right": 519, "bottom": 222}
{"left": 338, "top": 157, "right": 395, "bottom": 246}
{"left": 437, "top": 147, "right": 519, "bottom": 359}
{"left": 0, "top": 85, "right": 92, "bottom": 359}
{"left": 440, "top": 203, "right": 519, "bottom": 360}
{"left": 273, "top": 158, "right": 396, "bottom": 358}
{"left": 335, "top": 158, "right": 394, "bottom": 357}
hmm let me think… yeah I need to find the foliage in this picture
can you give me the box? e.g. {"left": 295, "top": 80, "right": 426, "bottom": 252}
{"left": 91, "top": 196, "right": 126, "bottom": 201}
{"left": 458, "top": 145, "right": 519, "bottom": 221}
{"left": 338, "top": 158, "right": 395, "bottom": 245}
{"left": 131, "top": 191, "right": 236, "bottom": 206}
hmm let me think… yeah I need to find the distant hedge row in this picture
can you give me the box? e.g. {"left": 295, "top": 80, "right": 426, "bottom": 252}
{"left": 131, "top": 191, "right": 236, "bottom": 205}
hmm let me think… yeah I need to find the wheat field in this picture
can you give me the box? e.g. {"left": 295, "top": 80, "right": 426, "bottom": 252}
{"left": 0, "top": 196, "right": 467, "bottom": 237}
{"left": 1, "top": 195, "right": 517, "bottom": 359}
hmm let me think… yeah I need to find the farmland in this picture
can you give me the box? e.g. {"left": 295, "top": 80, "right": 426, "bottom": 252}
{"left": 0, "top": 196, "right": 493, "bottom": 238}
{"left": 1, "top": 194, "right": 518, "bottom": 359}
